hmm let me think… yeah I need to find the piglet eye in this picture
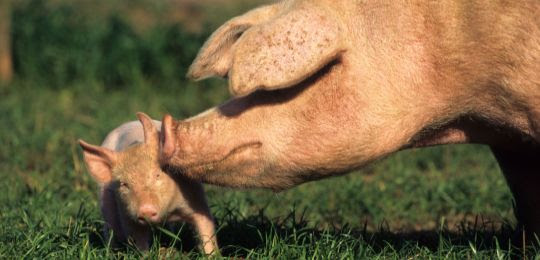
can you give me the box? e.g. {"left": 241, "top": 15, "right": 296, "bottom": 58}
{"left": 119, "top": 182, "right": 129, "bottom": 188}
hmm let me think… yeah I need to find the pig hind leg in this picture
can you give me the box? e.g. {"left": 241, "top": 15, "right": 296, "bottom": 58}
{"left": 491, "top": 143, "right": 540, "bottom": 244}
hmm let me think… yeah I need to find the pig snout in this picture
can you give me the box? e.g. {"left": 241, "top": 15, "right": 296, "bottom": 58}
{"left": 137, "top": 204, "right": 159, "bottom": 224}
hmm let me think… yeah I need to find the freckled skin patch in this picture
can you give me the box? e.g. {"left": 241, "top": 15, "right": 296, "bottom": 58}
{"left": 230, "top": 4, "right": 344, "bottom": 96}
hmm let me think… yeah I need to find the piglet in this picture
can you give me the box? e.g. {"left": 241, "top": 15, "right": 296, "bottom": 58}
{"left": 78, "top": 113, "right": 218, "bottom": 254}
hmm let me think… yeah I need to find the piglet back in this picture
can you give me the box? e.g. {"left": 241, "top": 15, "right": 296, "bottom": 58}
{"left": 101, "top": 120, "right": 162, "bottom": 151}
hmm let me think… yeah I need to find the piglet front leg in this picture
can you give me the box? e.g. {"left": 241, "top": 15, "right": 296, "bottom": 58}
{"left": 99, "top": 184, "right": 127, "bottom": 248}
{"left": 190, "top": 212, "right": 218, "bottom": 255}
{"left": 119, "top": 214, "right": 152, "bottom": 251}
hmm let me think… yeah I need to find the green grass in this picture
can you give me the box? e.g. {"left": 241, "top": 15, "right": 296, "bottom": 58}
{"left": 1, "top": 1, "right": 539, "bottom": 258}
{"left": 1, "top": 82, "right": 534, "bottom": 259}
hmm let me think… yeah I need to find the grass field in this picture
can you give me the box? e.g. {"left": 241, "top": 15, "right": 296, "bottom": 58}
{"left": 1, "top": 1, "right": 538, "bottom": 259}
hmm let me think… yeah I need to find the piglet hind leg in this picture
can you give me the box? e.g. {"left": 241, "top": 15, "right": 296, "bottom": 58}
{"left": 491, "top": 142, "right": 540, "bottom": 245}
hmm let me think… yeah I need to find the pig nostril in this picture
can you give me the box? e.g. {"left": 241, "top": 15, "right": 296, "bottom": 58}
{"left": 148, "top": 211, "right": 158, "bottom": 222}
{"left": 138, "top": 205, "right": 158, "bottom": 222}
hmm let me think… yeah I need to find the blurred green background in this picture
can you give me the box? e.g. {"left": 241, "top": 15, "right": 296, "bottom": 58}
{"left": 0, "top": 0, "right": 525, "bottom": 258}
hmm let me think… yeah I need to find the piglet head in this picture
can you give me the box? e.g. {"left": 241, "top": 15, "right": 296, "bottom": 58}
{"left": 79, "top": 113, "right": 180, "bottom": 225}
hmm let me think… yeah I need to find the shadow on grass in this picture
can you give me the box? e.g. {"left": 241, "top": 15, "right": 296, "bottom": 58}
{"left": 85, "top": 206, "right": 534, "bottom": 257}
{"left": 211, "top": 206, "right": 538, "bottom": 258}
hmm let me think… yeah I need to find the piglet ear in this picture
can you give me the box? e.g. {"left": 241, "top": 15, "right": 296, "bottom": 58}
{"left": 79, "top": 139, "right": 116, "bottom": 184}
{"left": 136, "top": 112, "right": 158, "bottom": 146}
{"left": 160, "top": 114, "right": 177, "bottom": 161}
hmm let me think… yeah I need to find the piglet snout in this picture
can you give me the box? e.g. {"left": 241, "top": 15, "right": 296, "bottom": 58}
{"left": 137, "top": 205, "right": 159, "bottom": 223}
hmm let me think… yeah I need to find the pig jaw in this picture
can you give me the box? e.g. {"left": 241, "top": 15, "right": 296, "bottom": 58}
{"left": 168, "top": 117, "right": 267, "bottom": 188}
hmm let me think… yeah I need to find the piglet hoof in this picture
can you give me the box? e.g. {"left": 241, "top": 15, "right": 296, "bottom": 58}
{"left": 158, "top": 247, "right": 179, "bottom": 259}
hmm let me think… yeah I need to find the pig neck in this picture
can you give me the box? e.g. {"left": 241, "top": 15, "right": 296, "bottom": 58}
{"left": 424, "top": 0, "right": 540, "bottom": 141}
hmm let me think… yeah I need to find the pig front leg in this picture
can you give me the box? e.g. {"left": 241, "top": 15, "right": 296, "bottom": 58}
{"left": 99, "top": 184, "right": 127, "bottom": 248}
{"left": 174, "top": 180, "right": 219, "bottom": 255}
{"left": 129, "top": 224, "right": 152, "bottom": 251}
{"left": 101, "top": 184, "right": 151, "bottom": 250}
{"left": 118, "top": 211, "right": 152, "bottom": 251}
{"left": 190, "top": 212, "right": 218, "bottom": 255}
{"left": 491, "top": 143, "right": 540, "bottom": 242}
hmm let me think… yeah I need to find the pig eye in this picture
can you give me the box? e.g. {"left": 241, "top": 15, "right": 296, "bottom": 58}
{"left": 119, "top": 182, "right": 129, "bottom": 189}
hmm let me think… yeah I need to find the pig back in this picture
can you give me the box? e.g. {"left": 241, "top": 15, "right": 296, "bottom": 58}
{"left": 101, "top": 120, "right": 162, "bottom": 151}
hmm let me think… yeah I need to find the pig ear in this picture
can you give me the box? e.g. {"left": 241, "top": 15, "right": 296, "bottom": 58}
{"left": 228, "top": 3, "right": 346, "bottom": 97}
{"left": 79, "top": 139, "right": 116, "bottom": 184}
{"left": 187, "top": 4, "right": 280, "bottom": 80}
{"left": 136, "top": 112, "right": 158, "bottom": 146}
{"left": 160, "top": 114, "right": 177, "bottom": 161}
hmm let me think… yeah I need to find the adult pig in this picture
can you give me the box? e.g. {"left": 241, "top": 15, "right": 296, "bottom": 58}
{"left": 161, "top": 0, "right": 540, "bottom": 236}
